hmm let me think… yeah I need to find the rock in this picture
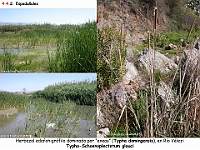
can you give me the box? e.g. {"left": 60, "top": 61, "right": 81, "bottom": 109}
{"left": 180, "top": 39, "right": 187, "bottom": 47}
{"left": 126, "top": 46, "right": 137, "bottom": 63}
{"left": 165, "top": 43, "right": 177, "bottom": 50}
{"left": 97, "top": 82, "right": 137, "bottom": 129}
{"left": 137, "top": 48, "right": 178, "bottom": 73}
{"left": 173, "top": 56, "right": 180, "bottom": 65}
{"left": 184, "top": 48, "right": 200, "bottom": 71}
{"left": 97, "top": 90, "right": 118, "bottom": 129}
{"left": 182, "top": 48, "right": 200, "bottom": 130}
{"left": 97, "top": 133, "right": 105, "bottom": 138}
{"left": 194, "top": 40, "right": 200, "bottom": 50}
{"left": 108, "top": 83, "right": 137, "bottom": 109}
{"left": 173, "top": 45, "right": 178, "bottom": 49}
{"left": 97, "top": 128, "right": 110, "bottom": 138}
{"left": 165, "top": 43, "right": 174, "bottom": 50}
{"left": 182, "top": 48, "right": 200, "bottom": 94}
{"left": 122, "top": 60, "right": 140, "bottom": 85}
{"left": 123, "top": 46, "right": 144, "bottom": 88}
{"left": 158, "top": 81, "right": 175, "bottom": 108}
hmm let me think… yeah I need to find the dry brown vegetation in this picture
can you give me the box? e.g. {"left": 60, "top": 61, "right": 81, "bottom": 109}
{"left": 97, "top": 0, "right": 200, "bottom": 137}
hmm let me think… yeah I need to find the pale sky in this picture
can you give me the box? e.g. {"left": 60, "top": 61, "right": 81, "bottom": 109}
{"left": 0, "top": 8, "right": 96, "bottom": 25}
{"left": 0, "top": 73, "right": 96, "bottom": 92}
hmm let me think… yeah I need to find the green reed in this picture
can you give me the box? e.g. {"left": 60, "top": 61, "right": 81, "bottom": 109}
{"left": 0, "top": 90, "right": 96, "bottom": 138}
{"left": 47, "top": 21, "right": 97, "bottom": 72}
{"left": 0, "top": 21, "right": 96, "bottom": 72}
{"left": 0, "top": 91, "right": 30, "bottom": 109}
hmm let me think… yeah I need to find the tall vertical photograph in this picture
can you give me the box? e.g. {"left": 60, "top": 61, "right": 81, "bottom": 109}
{"left": 97, "top": 0, "right": 200, "bottom": 138}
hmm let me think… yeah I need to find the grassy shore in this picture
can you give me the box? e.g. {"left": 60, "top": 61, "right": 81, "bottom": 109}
{"left": 0, "top": 80, "right": 97, "bottom": 137}
{"left": 0, "top": 21, "right": 96, "bottom": 72}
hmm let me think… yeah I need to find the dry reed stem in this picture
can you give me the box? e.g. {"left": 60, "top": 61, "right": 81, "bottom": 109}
{"left": 113, "top": 105, "right": 126, "bottom": 137}
{"left": 187, "top": 18, "right": 196, "bottom": 43}
{"left": 119, "top": 0, "right": 124, "bottom": 72}
{"left": 127, "top": 99, "right": 141, "bottom": 132}
{"left": 154, "top": 7, "right": 158, "bottom": 31}
{"left": 147, "top": 30, "right": 150, "bottom": 50}
{"left": 148, "top": 49, "right": 156, "bottom": 137}
{"left": 125, "top": 105, "right": 128, "bottom": 137}
{"left": 167, "top": 49, "right": 200, "bottom": 135}
{"left": 145, "top": 91, "right": 150, "bottom": 137}
{"left": 119, "top": 23, "right": 124, "bottom": 71}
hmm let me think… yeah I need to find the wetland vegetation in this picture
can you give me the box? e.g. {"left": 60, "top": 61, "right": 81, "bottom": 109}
{"left": 0, "top": 21, "right": 96, "bottom": 72}
{"left": 0, "top": 80, "right": 97, "bottom": 138}
{"left": 97, "top": 0, "right": 200, "bottom": 138}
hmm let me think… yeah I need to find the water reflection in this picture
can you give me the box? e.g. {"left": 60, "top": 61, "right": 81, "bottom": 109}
{"left": 0, "top": 106, "right": 96, "bottom": 138}
{"left": 0, "top": 49, "right": 27, "bottom": 54}
{"left": 0, "top": 113, "right": 26, "bottom": 135}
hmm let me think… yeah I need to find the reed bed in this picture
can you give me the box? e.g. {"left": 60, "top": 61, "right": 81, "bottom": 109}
{"left": 0, "top": 21, "right": 96, "bottom": 72}
{"left": 0, "top": 80, "right": 96, "bottom": 137}
{"left": 48, "top": 21, "right": 97, "bottom": 72}
{"left": 0, "top": 91, "right": 30, "bottom": 109}
{"left": 23, "top": 98, "right": 81, "bottom": 138}
{"left": 33, "top": 80, "right": 97, "bottom": 106}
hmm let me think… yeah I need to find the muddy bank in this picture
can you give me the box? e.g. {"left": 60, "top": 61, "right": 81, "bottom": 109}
{"left": 0, "top": 108, "right": 18, "bottom": 115}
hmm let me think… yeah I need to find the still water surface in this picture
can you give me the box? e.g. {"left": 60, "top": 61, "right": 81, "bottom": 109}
{"left": 0, "top": 105, "right": 96, "bottom": 138}
{"left": 0, "top": 49, "right": 28, "bottom": 54}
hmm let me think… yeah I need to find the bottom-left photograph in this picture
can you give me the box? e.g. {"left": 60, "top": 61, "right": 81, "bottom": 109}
{"left": 0, "top": 73, "right": 97, "bottom": 138}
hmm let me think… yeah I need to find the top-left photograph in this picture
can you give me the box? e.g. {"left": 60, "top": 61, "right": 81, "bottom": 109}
{"left": 0, "top": 8, "right": 97, "bottom": 73}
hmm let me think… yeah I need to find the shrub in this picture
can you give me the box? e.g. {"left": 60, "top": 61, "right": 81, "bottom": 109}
{"left": 32, "top": 80, "right": 97, "bottom": 106}
{"left": 143, "top": 33, "right": 170, "bottom": 48}
{"left": 97, "top": 22, "right": 126, "bottom": 90}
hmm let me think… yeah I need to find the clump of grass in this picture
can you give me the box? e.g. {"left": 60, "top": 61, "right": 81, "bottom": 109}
{"left": 1, "top": 48, "right": 16, "bottom": 72}
{"left": 143, "top": 33, "right": 170, "bottom": 48}
{"left": 133, "top": 44, "right": 147, "bottom": 51}
{"left": 109, "top": 126, "right": 127, "bottom": 138}
{"left": 97, "top": 22, "right": 127, "bottom": 90}
{"left": 142, "top": 28, "right": 200, "bottom": 49}
{"left": 47, "top": 21, "right": 97, "bottom": 72}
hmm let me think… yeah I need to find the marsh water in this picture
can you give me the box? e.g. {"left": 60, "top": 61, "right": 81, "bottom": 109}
{"left": 0, "top": 105, "right": 96, "bottom": 138}
{"left": 0, "top": 49, "right": 28, "bottom": 54}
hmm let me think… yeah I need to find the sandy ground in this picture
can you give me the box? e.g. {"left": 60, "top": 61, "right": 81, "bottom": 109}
{"left": 0, "top": 108, "right": 18, "bottom": 115}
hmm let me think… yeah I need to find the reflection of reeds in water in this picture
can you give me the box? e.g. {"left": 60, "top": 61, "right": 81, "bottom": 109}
{"left": 0, "top": 91, "right": 96, "bottom": 137}
{"left": 22, "top": 99, "right": 96, "bottom": 138}
{"left": 0, "top": 113, "right": 17, "bottom": 128}
{"left": 84, "top": 111, "right": 96, "bottom": 136}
